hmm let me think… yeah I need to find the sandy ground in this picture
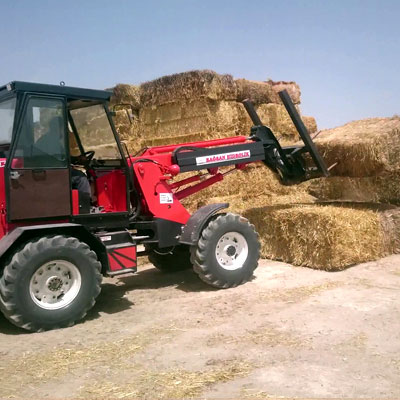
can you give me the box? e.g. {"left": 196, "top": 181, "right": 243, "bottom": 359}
{"left": 1, "top": 255, "right": 400, "bottom": 399}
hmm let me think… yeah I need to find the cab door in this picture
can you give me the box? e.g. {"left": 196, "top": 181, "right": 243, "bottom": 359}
{"left": 6, "top": 96, "right": 71, "bottom": 221}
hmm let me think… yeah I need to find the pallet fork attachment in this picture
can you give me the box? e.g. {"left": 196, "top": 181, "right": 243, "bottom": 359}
{"left": 243, "top": 89, "right": 329, "bottom": 184}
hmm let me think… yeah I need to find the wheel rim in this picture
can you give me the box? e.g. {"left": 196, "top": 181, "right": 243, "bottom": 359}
{"left": 29, "top": 260, "right": 82, "bottom": 310}
{"left": 215, "top": 231, "right": 248, "bottom": 271}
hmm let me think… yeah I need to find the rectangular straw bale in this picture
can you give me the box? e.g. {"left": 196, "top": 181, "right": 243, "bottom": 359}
{"left": 307, "top": 173, "right": 400, "bottom": 204}
{"left": 266, "top": 80, "right": 301, "bottom": 104}
{"left": 141, "top": 101, "right": 317, "bottom": 144}
{"left": 140, "top": 103, "right": 184, "bottom": 125}
{"left": 242, "top": 204, "right": 396, "bottom": 270}
{"left": 141, "top": 100, "right": 246, "bottom": 139}
{"left": 379, "top": 207, "right": 400, "bottom": 254}
{"left": 141, "top": 132, "right": 209, "bottom": 147}
{"left": 109, "top": 84, "right": 141, "bottom": 109}
{"left": 235, "top": 79, "right": 280, "bottom": 105}
{"left": 140, "top": 70, "right": 237, "bottom": 106}
{"left": 179, "top": 164, "right": 311, "bottom": 211}
{"left": 238, "top": 103, "right": 317, "bottom": 144}
{"left": 140, "top": 99, "right": 213, "bottom": 125}
{"left": 113, "top": 109, "right": 141, "bottom": 141}
{"left": 313, "top": 117, "right": 400, "bottom": 177}
{"left": 141, "top": 116, "right": 210, "bottom": 138}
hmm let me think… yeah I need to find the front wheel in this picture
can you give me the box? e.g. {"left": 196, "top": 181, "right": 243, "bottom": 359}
{"left": 0, "top": 235, "right": 102, "bottom": 332}
{"left": 191, "top": 213, "right": 260, "bottom": 288}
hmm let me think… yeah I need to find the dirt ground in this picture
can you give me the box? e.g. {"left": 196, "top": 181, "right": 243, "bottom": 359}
{"left": 1, "top": 255, "right": 400, "bottom": 399}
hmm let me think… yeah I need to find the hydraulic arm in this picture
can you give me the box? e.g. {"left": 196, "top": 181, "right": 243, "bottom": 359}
{"left": 128, "top": 89, "right": 329, "bottom": 239}
{"left": 131, "top": 89, "right": 328, "bottom": 205}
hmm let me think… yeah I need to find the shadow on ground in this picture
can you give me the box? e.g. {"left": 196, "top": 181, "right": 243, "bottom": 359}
{"left": 117, "top": 266, "right": 218, "bottom": 293}
{"left": 0, "top": 266, "right": 219, "bottom": 333}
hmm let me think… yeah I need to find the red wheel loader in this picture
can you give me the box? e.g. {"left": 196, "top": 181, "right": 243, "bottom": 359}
{"left": 0, "top": 81, "right": 328, "bottom": 331}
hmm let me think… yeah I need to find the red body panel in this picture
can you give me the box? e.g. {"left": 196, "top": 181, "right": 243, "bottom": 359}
{"left": 72, "top": 189, "right": 80, "bottom": 215}
{"left": 107, "top": 246, "right": 137, "bottom": 271}
{"left": 128, "top": 136, "right": 251, "bottom": 224}
{"left": 133, "top": 162, "right": 190, "bottom": 224}
{"left": 95, "top": 170, "right": 127, "bottom": 212}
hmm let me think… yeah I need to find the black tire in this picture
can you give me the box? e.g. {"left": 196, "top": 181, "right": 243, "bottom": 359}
{"left": 191, "top": 213, "right": 260, "bottom": 288}
{"left": 0, "top": 235, "right": 102, "bottom": 332}
{"left": 148, "top": 245, "right": 192, "bottom": 272}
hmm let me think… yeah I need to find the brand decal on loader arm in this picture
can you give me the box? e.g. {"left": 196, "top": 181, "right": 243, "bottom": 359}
{"left": 196, "top": 150, "right": 251, "bottom": 166}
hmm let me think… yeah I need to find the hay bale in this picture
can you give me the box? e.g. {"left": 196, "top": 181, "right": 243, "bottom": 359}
{"left": 267, "top": 80, "right": 301, "bottom": 104}
{"left": 308, "top": 173, "right": 400, "bottom": 204}
{"left": 243, "top": 203, "right": 400, "bottom": 270}
{"left": 107, "top": 85, "right": 141, "bottom": 141}
{"left": 314, "top": 117, "right": 400, "bottom": 177}
{"left": 140, "top": 100, "right": 315, "bottom": 145}
{"left": 112, "top": 109, "right": 141, "bottom": 141}
{"left": 239, "top": 103, "right": 317, "bottom": 144}
{"left": 140, "top": 132, "right": 209, "bottom": 147}
{"left": 110, "top": 84, "right": 140, "bottom": 109}
{"left": 124, "top": 72, "right": 314, "bottom": 146}
{"left": 179, "top": 164, "right": 312, "bottom": 212}
{"left": 140, "top": 100, "right": 247, "bottom": 140}
{"left": 379, "top": 207, "right": 400, "bottom": 254}
{"left": 302, "top": 116, "right": 318, "bottom": 135}
{"left": 140, "top": 70, "right": 237, "bottom": 106}
{"left": 235, "top": 79, "right": 279, "bottom": 105}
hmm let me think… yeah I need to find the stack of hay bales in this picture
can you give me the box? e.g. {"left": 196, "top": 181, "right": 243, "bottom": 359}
{"left": 230, "top": 116, "right": 400, "bottom": 270}
{"left": 308, "top": 117, "right": 400, "bottom": 203}
{"left": 232, "top": 199, "right": 400, "bottom": 270}
{"left": 113, "top": 70, "right": 317, "bottom": 210}
{"left": 110, "top": 70, "right": 317, "bottom": 153}
{"left": 109, "top": 71, "right": 400, "bottom": 271}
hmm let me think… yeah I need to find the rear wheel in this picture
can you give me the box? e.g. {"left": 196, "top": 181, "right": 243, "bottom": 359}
{"left": 147, "top": 245, "right": 192, "bottom": 272}
{"left": 191, "top": 213, "right": 260, "bottom": 288}
{"left": 0, "top": 235, "right": 102, "bottom": 332}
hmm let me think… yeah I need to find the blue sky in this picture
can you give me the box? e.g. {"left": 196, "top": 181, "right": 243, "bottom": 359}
{"left": 0, "top": 0, "right": 398, "bottom": 129}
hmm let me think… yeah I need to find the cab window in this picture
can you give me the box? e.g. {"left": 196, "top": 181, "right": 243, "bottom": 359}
{"left": 13, "top": 98, "right": 67, "bottom": 168}
{"left": 70, "top": 104, "right": 121, "bottom": 160}
{"left": 0, "top": 97, "right": 16, "bottom": 145}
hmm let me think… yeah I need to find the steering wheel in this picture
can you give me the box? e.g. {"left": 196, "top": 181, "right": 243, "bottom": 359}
{"left": 83, "top": 150, "right": 95, "bottom": 162}
{"left": 71, "top": 150, "right": 95, "bottom": 168}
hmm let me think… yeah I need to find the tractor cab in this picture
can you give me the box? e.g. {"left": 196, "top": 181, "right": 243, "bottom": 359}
{"left": 0, "top": 81, "right": 130, "bottom": 227}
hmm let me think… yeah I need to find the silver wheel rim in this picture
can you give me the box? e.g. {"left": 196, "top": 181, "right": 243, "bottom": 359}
{"left": 29, "top": 260, "right": 82, "bottom": 310}
{"left": 215, "top": 231, "right": 248, "bottom": 271}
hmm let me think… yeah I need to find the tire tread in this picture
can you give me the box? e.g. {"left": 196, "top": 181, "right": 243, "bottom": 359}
{"left": 191, "top": 213, "right": 260, "bottom": 289}
{"left": 0, "top": 235, "right": 102, "bottom": 332}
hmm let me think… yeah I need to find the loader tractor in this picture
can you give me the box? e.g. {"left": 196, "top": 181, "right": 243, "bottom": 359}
{"left": 0, "top": 81, "right": 328, "bottom": 332}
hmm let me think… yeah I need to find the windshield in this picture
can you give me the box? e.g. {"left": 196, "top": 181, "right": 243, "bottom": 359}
{"left": 0, "top": 97, "right": 16, "bottom": 145}
{"left": 70, "top": 104, "right": 121, "bottom": 160}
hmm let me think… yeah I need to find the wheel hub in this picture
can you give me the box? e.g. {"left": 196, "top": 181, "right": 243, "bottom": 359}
{"left": 29, "top": 260, "right": 82, "bottom": 310}
{"left": 226, "top": 245, "right": 237, "bottom": 257}
{"left": 47, "top": 276, "right": 63, "bottom": 292}
{"left": 215, "top": 232, "right": 249, "bottom": 271}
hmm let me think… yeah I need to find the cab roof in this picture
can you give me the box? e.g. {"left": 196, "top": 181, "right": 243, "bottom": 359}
{"left": 0, "top": 81, "right": 112, "bottom": 101}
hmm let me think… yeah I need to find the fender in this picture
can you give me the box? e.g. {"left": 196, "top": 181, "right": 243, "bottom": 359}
{"left": 179, "top": 203, "right": 229, "bottom": 245}
{"left": 0, "top": 223, "right": 108, "bottom": 272}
